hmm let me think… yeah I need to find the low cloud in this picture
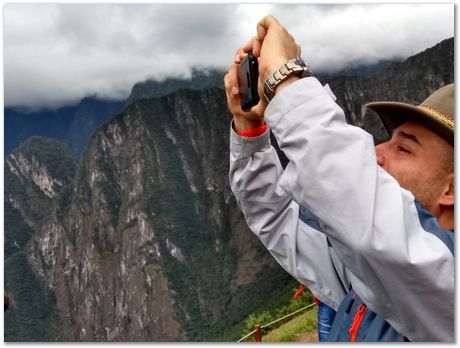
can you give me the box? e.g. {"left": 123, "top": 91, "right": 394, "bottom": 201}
{"left": 4, "top": 4, "right": 453, "bottom": 109}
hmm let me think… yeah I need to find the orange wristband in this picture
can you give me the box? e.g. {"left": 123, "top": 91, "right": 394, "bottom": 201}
{"left": 236, "top": 123, "right": 267, "bottom": 137}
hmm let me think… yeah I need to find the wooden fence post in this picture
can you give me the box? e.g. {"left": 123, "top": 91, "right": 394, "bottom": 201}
{"left": 255, "top": 325, "right": 262, "bottom": 342}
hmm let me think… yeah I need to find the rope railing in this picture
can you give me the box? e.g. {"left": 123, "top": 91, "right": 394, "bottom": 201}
{"left": 237, "top": 302, "right": 317, "bottom": 342}
{"left": 237, "top": 328, "right": 258, "bottom": 343}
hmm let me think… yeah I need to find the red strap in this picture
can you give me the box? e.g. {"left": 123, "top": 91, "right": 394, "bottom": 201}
{"left": 236, "top": 123, "right": 267, "bottom": 137}
{"left": 349, "top": 304, "right": 368, "bottom": 342}
{"left": 293, "top": 284, "right": 305, "bottom": 299}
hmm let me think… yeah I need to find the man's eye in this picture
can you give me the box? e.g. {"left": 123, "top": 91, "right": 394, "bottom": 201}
{"left": 398, "top": 146, "right": 411, "bottom": 153}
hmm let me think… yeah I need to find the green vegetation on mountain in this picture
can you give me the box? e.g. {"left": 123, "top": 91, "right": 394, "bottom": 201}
{"left": 4, "top": 250, "right": 61, "bottom": 341}
{"left": 242, "top": 290, "right": 314, "bottom": 336}
{"left": 18, "top": 136, "right": 78, "bottom": 183}
{"left": 4, "top": 202, "right": 34, "bottom": 259}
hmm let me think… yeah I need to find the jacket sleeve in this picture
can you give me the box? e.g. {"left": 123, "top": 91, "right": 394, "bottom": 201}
{"left": 229, "top": 123, "right": 349, "bottom": 310}
{"left": 263, "top": 77, "right": 454, "bottom": 342}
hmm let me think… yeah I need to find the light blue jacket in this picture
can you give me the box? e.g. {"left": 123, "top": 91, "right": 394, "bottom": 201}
{"left": 229, "top": 77, "right": 454, "bottom": 342}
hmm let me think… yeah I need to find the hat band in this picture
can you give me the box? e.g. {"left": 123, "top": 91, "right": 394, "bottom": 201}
{"left": 418, "top": 105, "right": 454, "bottom": 129}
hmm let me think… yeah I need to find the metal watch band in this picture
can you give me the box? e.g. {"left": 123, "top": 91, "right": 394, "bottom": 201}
{"left": 263, "top": 58, "right": 313, "bottom": 102}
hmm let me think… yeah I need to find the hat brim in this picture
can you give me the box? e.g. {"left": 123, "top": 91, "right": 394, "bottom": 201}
{"left": 366, "top": 101, "right": 454, "bottom": 146}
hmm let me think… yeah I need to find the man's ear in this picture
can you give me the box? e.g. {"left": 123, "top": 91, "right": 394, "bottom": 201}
{"left": 438, "top": 173, "right": 454, "bottom": 207}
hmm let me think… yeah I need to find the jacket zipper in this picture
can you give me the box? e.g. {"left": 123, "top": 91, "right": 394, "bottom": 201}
{"left": 349, "top": 303, "right": 368, "bottom": 342}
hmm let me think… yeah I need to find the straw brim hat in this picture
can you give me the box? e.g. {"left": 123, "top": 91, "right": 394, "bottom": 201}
{"left": 366, "top": 84, "right": 454, "bottom": 146}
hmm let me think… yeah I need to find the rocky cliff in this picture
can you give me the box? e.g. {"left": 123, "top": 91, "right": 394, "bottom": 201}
{"left": 4, "top": 137, "right": 78, "bottom": 341}
{"left": 5, "top": 137, "right": 78, "bottom": 258}
{"left": 20, "top": 88, "right": 288, "bottom": 341}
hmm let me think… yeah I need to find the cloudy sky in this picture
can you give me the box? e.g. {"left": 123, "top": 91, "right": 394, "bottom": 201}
{"left": 4, "top": 3, "right": 454, "bottom": 109}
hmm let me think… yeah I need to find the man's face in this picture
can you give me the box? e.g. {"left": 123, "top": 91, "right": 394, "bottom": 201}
{"left": 375, "top": 122, "right": 453, "bottom": 210}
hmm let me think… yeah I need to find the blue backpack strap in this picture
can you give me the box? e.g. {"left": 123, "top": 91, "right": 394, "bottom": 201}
{"left": 328, "top": 289, "right": 406, "bottom": 342}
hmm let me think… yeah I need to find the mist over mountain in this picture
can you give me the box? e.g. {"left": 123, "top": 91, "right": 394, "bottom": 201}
{"left": 7, "top": 33, "right": 451, "bottom": 161}
{"left": 4, "top": 37, "right": 453, "bottom": 341}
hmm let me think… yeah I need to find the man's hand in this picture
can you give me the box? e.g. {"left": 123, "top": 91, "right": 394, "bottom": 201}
{"left": 224, "top": 63, "right": 266, "bottom": 132}
{"left": 255, "top": 15, "right": 301, "bottom": 82}
{"left": 225, "top": 15, "right": 302, "bottom": 132}
{"left": 235, "top": 16, "right": 302, "bottom": 99}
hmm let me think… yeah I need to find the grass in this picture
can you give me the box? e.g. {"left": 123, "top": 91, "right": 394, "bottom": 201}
{"left": 262, "top": 306, "right": 318, "bottom": 342}
{"left": 263, "top": 306, "right": 318, "bottom": 342}
{"left": 240, "top": 305, "right": 318, "bottom": 342}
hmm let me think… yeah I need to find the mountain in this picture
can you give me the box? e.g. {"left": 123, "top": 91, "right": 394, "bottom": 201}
{"left": 5, "top": 89, "right": 297, "bottom": 342}
{"left": 4, "top": 37, "right": 454, "bottom": 342}
{"left": 317, "top": 59, "right": 399, "bottom": 79}
{"left": 4, "top": 69, "right": 225, "bottom": 160}
{"left": 4, "top": 97, "right": 124, "bottom": 158}
{"left": 4, "top": 137, "right": 78, "bottom": 341}
{"left": 124, "top": 68, "right": 225, "bottom": 107}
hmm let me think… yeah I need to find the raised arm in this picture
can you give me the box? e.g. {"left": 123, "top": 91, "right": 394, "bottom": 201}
{"left": 225, "top": 53, "right": 349, "bottom": 309}
{"left": 254, "top": 16, "right": 454, "bottom": 341}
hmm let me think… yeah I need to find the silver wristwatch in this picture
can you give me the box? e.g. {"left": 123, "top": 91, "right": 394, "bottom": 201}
{"left": 263, "top": 57, "right": 313, "bottom": 102}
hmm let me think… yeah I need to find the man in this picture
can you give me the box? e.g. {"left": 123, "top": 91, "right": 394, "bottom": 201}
{"left": 225, "top": 16, "right": 453, "bottom": 342}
